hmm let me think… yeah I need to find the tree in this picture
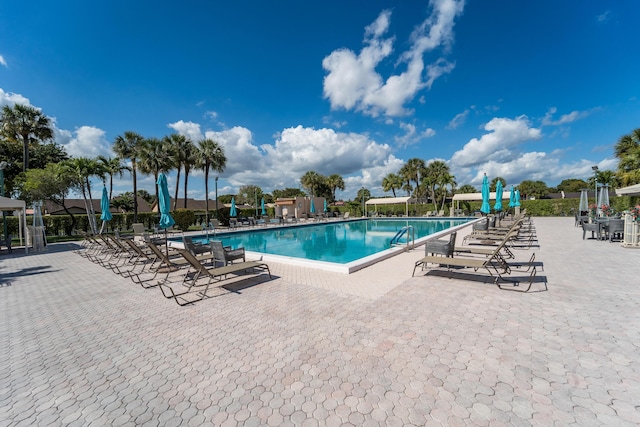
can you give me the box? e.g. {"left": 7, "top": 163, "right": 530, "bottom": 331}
{"left": 556, "top": 178, "right": 589, "bottom": 193}
{"left": 0, "top": 138, "right": 67, "bottom": 196}
{"left": 113, "top": 131, "right": 144, "bottom": 222}
{"left": 111, "top": 193, "right": 134, "bottom": 212}
{"left": 300, "top": 171, "right": 325, "bottom": 197}
{"left": 166, "top": 134, "right": 195, "bottom": 210}
{"left": 195, "top": 138, "right": 226, "bottom": 223}
{"left": 356, "top": 187, "right": 371, "bottom": 216}
{"left": 382, "top": 173, "right": 403, "bottom": 197}
{"left": 138, "top": 137, "right": 174, "bottom": 205}
{"left": 439, "top": 172, "right": 457, "bottom": 212}
{"left": 490, "top": 177, "right": 506, "bottom": 192}
{"left": 614, "top": 128, "right": 640, "bottom": 186}
{"left": 424, "top": 160, "right": 450, "bottom": 210}
{"left": 98, "top": 156, "right": 130, "bottom": 201}
{"left": 0, "top": 104, "right": 54, "bottom": 171}
{"left": 518, "top": 180, "right": 548, "bottom": 200}
{"left": 272, "top": 188, "right": 306, "bottom": 199}
{"left": 399, "top": 158, "right": 426, "bottom": 197}
{"left": 17, "top": 162, "right": 78, "bottom": 235}
{"left": 457, "top": 184, "right": 477, "bottom": 193}
{"left": 237, "top": 185, "right": 263, "bottom": 207}
{"left": 326, "top": 174, "right": 345, "bottom": 202}
{"left": 60, "top": 157, "right": 103, "bottom": 234}
{"left": 137, "top": 189, "right": 155, "bottom": 204}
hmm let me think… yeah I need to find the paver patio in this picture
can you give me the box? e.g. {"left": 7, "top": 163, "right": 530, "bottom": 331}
{"left": 1, "top": 217, "right": 639, "bottom": 426}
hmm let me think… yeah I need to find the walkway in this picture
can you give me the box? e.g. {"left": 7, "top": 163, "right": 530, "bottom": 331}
{"left": 1, "top": 217, "right": 639, "bottom": 426}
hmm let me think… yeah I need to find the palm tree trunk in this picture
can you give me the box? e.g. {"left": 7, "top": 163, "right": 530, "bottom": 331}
{"left": 204, "top": 166, "right": 210, "bottom": 224}
{"left": 183, "top": 170, "right": 189, "bottom": 209}
{"left": 85, "top": 178, "right": 98, "bottom": 234}
{"left": 132, "top": 162, "right": 138, "bottom": 223}
{"left": 153, "top": 172, "right": 159, "bottom": 212}
{"left": 22, "top": 132, "right": 29, "bottom": 171}
{"left": 173, "top": 167, "right": 181, "bottom": 211}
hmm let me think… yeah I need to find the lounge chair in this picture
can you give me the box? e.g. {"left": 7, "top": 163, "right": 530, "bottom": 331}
{"left": 182, "top": 236, "right": 211, "bottom": 256}
{"left": 128, "top": 241, "right": 213, "bottom": 288}
{"left": 158, "top": 248, "right": 272, "bottom": 305}
{"left": 210, "top": 240, "right": 246, "bottom": 266}
{"left": 413, "top": 236, "right": 541, "bottom": 292}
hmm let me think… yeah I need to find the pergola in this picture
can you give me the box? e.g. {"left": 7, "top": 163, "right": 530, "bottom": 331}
{"left": 0, "top": 196, "right": 27, "bottom": 252}
{"left": 365, "top": 196, "right": 416, "bottom": 217}
{"left": 451, "top": 192, "right": 498, "bottom": 213}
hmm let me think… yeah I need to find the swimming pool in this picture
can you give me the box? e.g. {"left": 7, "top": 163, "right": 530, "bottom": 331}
{"left": 175, "top": 218, "right": 474, "bottom": 273}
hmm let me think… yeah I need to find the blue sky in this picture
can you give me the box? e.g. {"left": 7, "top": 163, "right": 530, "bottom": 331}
{"left": 1, "top": 0, "right": 639, "bottom": 201}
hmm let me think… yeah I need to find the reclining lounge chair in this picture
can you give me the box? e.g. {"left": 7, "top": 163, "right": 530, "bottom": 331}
{"left": 159, "top": 248, "right": 272, "bottom": 305}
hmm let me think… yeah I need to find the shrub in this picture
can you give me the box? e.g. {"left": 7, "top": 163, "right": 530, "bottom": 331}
{"left": 172, "top": 209, "right": 195, "bottom": 231}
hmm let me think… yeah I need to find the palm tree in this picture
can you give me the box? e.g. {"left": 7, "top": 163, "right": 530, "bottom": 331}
{"left": 614, "top": 128, "right": 640, "bottom": 186}
{"left": 399, "top": 158, "right": 426, "bottom": 197}
{"left": 439, "top": 173, "right": 457, "bottom": 212}
{"left": 113, "top": 131, "right": 144, "bottom": 222}
{"left": 382, "top": 173, "right": 403, "bottom": 197}
{"left": 61, "top": 157, "right": 102, "bottom": 234}
{"left": 490, "top": 177, "right": 506, "bottom": 192}
{"left": 195, "top": 138, "right": 227, "bottom": 223}
{"left": 98, "top": 156, "right": 130, "bottom": 201}
{"left": 425, "top": 160, "right": 450, "bottom": 210}
{"left": 300, "top": 171, "right": 324, "bottom": 197}
{"left": 138, "top": 137, "right": 175, "bottom": 206}
{"left": 326, "top": 174, "right": 345, "bottom": 202}
{"left": 166, "top": 134, "right": 196, "bottom": 210}
{"left": 0, "top": 104, "right": 54, "bottom": 171}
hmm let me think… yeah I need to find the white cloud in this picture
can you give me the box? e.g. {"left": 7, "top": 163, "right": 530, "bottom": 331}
{"left": 541, "top": 107, "right": 592, "bottom": 126}
{"left": 322, "top": 0, "right": 465, "bottom": 117}
{"left": 262, "top": 125, "right": 394, "bottom": 176}
{"left": 395, "top": 122, "right": 436, "bottom": 147}
{"left": 447, "top": 109, "right": 469, "bottom": 129}
{"left": 204, "top": 126, "right": 264, "bottom": 176}
{"left": 173, "top": 124, "right": 403, "bottom": 198}
{"left": 450, "top": 115, "right": 542, "bottom": 168}
{"left": 0, "top": 55, "right": 7, "bottom": 68}
{"left": 168, "top": 120, "right": 203, "bottom": 142}
{"left": 59, "top": 125, "right": 113, "bottom": 159}
{"left": 597, "top": 10, "right": 611, "bottom": 23}
{"left": 0, "top": 88, "right": 31, "bottom": 106}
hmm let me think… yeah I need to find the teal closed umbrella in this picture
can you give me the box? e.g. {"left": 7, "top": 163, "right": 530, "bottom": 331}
{"left": 480, "top": 174, "right": 491, "bottom": 215}
{"left": 494, "top": 180, "right": 503, "bottom": 225}
{"left": 99, "top": 186, "right": 112, "bottom": 234}
{"left": 261, "top": 198, "right": 266, "bottom": 216}
{"left": 493, "top": 180, "right": 503, "bottom": 212}
{"left": 508, "top": 186, "right": 516, "bottom": 209}
{"left": 324, "top": 199, "right": 328, "bottom": 213}
{"left": 230, "top": 197, "right": 237, "bottom": 217}
{"left": 310, "top": 199, "right": 316, "bottom": 214}
{"left": 157, "top": 173, "right": 175, "bottom": 254}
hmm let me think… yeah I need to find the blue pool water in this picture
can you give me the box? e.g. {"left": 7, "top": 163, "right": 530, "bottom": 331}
{"left": 179, "top": 218, "right": 471, "bottom": 264}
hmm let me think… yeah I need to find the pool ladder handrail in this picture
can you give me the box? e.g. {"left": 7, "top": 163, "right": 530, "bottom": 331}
{"left": 390, "top": 225, "right": 415, "bottom": 249}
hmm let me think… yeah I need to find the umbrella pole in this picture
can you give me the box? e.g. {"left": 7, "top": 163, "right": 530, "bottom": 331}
{"left": 165, "top": 229, "right": 169, "bottom": 257}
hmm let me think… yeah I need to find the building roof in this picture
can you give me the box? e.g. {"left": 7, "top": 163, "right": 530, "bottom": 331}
{"left": 152, "top": 198, "right": 220, "bottom": 212}
{"left": 44, "top": 196, "right": 152, "bottom": 215}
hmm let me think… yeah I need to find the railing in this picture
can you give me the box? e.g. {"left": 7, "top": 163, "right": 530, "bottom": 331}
{"left": 390, "top": 225, "right": 415, "bottom": 249}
